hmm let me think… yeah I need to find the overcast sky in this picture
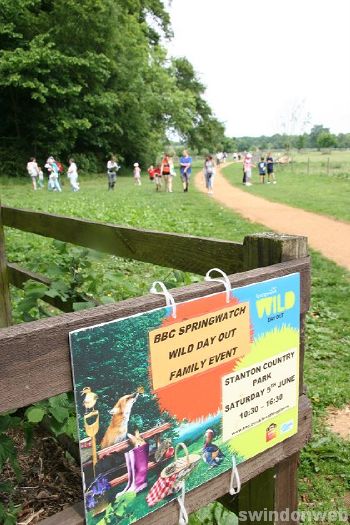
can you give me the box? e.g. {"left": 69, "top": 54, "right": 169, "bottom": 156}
{"left": 166, "top": 0, "right": 350, "bottom": 137}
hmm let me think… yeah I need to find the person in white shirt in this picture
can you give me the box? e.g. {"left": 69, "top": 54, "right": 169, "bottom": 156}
{"left": 67, "top": 158, "right": 80, "bottom": 192}
{"left": 107, "top": 156, "right": 120, "bottom": 190}
{"left": 26, "top": 157, "right": 39, "bottom": 190}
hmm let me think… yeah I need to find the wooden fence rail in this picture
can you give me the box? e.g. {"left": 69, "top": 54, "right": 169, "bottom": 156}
{"left": 0, "top": 258, "right": 309, "bottom": 414}
{"left": 1, "top": 205, "right": 245, "bottom": 275}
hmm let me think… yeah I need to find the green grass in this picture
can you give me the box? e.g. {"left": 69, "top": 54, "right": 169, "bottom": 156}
{"left": 222, "top": 150, "right": 350, "bottom": 222}
{"left": 1, "top": 167, "right": 350, "bottom": 521}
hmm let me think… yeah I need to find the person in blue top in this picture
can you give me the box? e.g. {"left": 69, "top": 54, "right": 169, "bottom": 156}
{"left": 179, "top": 149, "right": 192, "bottom": 192}
{"left": 258, "top": 156, "right": 266, "bottom": 184}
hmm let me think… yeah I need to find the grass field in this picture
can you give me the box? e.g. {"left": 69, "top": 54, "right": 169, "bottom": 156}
{"left": 222, "top": 150, "right": 350, "bottom": 222}
{"left": 1, "top": 166, "right": 350, "bottom": 522}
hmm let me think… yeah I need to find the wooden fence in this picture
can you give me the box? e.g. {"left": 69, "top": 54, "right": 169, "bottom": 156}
{"left": 0, "top": 203, "right": 312, "bottom": 525}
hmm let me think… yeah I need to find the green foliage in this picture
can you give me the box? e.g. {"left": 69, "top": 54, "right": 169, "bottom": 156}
{"left": 96, "top": 492, "right": 137, "bottom": 525}
{"left": 233, "top": 124, "right": 349, "bottom": 153}
{"left": 25, "top": 393, "right": 78, "bottom": 440}
{"left": 316, "top": 131, "right": 337, "bottom": 149}
{"left": 0, "top": 0, "right": 225, "bottom": 174}
{"left": 189, "top": 501, "right": 237, "bottom": 524}
{"left": 0, "top": 413, "right": 23, "bottom": 523}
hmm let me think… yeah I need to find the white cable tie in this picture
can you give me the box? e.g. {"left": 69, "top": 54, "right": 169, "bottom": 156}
{"left": 205, "top": 268, "right": 232, "bottom": 303}
{"left": 229, "top": 455, "right": 241, "bottom": 495}
{"left": 177, "top": 481, "right": 188, "bottom": 525}
{"left": 150, "top": 281, "right": 177, "bottom": 318}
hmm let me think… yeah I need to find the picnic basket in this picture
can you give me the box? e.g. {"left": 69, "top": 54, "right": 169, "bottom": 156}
{"left": 160, "top": 442, "right": 200, "bottom": 482}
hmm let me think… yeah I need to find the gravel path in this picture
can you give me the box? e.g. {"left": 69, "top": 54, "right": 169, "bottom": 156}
{"left": 195, "top": 165, "right": 350, "bottom": 270}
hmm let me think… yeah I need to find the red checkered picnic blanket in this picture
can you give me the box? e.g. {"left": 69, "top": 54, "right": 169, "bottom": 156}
{"left": 146, "top": 473, "right": 178, "bottom": 506}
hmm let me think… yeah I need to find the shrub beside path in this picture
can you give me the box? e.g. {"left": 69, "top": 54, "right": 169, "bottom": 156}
{"left": 195, "top": 165, "right": 350, "bottom": 271}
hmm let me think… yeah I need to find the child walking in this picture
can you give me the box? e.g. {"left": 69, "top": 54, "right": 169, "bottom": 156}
{"left": 106, "top": 156, "right": 120, "bottom": 190}
{"left": 37, "top": 166, "right": 44, "bottom": 189}
{"left": 133, "top": 163, "right": 141, "bottom": 185}
{"left": 258, "top": 157, "right": 266, "bottom": 183}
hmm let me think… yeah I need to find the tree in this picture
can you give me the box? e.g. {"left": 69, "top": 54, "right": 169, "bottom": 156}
{"left": 296, "top": 134, "right": 307, "bottom": 150}
{"left": 171, "top": 57, "right": 226, "bottom": 152}
{"left": 0, "top": 0, "right": 225, "bottom": 174}
{"left": 308, "top": 124, "right": 330, "bottom": 148}
{"left": 316, "top": 131, "right": 337, "bottom": 149}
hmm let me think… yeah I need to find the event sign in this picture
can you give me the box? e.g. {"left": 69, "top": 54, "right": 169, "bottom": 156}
{"left": 70, "top": 273, "right": 300, "bottom": 524}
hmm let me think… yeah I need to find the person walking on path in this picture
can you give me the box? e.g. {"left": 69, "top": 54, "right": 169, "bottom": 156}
{"left": 26, "top": 157, "right": 40, "bottom": 190}
{"left": 243, "top": 153, "right": 255, "bottom": 186}
{"left": 107, "top": 156, "right": 120, "bottom": 190}
{"left": 266, "top": 152, "right": 276, "bottom": 184}
{"left": 203, "top": 155, "right": 215, "bottom": 194}
{"left": 133, "top": 162, "right": 141, "bottom": 185}
{"left": 180, "top": 149, "right": 192, "bottom": 192}
{"left": 258, "top": 157, "right": 267, "bottom": 184}
{"left": 67, "top": 158, "right": 80, "bottom": 192}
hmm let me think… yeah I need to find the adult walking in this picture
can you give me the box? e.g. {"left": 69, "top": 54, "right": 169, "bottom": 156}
{"left": 26, "top": 157, "right": 40, "bottom": 190}
{"left": 107, "top": 156, "right": 120, "bottom": 190}
{"left": 161, "top": 153, "right": 173, "bottom": 192}
{"left": 203, "top": 155, "right": 215, "bottom": 194}
{"left": 45, "top": 156, "right": 62, "bottom": 191}
{"left": 180, "top": 149, "right": 192, "bottom": 192}
{"left": 243, "top": 152, "right": 254, "bottom": 186}
{"left": 67, "top": 158, "right": 80, "bottom": 192}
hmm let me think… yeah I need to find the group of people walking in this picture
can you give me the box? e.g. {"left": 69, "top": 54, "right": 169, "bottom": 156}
{"left": 111, "top": 150, "right": 194, "bottom": 193}
{"left": 242, "top": 152, "right": 276, "bottom": 186}
{"left": 27, "top": 150, "right": 276, "bottom": 195}
{"left": 26, "top": 157, "right": 79, "bottom": 192}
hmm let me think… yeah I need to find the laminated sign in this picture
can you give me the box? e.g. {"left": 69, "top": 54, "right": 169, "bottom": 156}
{"left": 70, "top": 273, "right": 300, "bottom": 524}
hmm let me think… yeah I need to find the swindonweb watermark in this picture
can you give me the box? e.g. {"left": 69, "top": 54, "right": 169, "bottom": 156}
{"left": 237, "top": 508, "right": 348, "bottom": 522}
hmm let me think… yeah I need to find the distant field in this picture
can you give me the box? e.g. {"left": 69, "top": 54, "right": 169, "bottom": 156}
{"left": 222, "top": 150, "right": 350, "bottom": 222}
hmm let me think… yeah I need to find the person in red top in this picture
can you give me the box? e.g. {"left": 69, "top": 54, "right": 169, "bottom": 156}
{"left": 147, "top": 165, "right": 156, "bottom": 181}
{"left": 161, "top": 153, "right": 173, "bottom": 192}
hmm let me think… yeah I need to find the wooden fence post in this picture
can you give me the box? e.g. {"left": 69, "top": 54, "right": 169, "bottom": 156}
{"left": 243, "top": 232, "right": 308, "bottom": 270}
{"left": 220, "top": 232, "right": 309, "bottom": 524}
{"left": 0, "top": 202, "right": 12, "bottom": 327}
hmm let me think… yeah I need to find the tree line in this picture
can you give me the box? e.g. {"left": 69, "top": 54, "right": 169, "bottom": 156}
{"left": 0, "top": 0, "right": 226, "bottom": 176}
{"left": 233, "top": 125, "right": 350, "bottom": 153}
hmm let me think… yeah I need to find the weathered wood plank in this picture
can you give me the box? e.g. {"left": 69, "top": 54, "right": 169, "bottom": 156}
{"left": 7, "top": 262, "right": 98, "bottom": 312}
{"left": 40, "top": 395, "right": 312, "bottom": 525}
{"left": 243, "top": 233, "right": 308, "bottom": 270}
{"left": 0, "top": 258, "right": 310, "bottom": 413}
{"left": 1, "top": 205, "right": 244, "bottom": 275}
{"left": 0, "top": 204, "right": 12, "bottom": 327}
{"left": 275, "top": 452, "right": 299, "bottom": 524}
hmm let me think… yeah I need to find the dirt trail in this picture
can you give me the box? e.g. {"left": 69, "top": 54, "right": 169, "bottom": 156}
{"left": 195, "top": 166, "right": 350, "bottom": 270}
